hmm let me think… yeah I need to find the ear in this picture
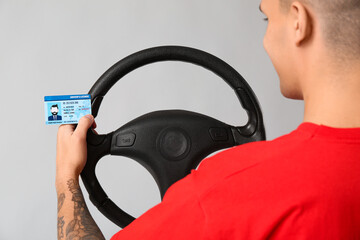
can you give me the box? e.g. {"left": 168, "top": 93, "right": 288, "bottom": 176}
{"left": 290, "top": 1, "right": 313, "bottom": 46}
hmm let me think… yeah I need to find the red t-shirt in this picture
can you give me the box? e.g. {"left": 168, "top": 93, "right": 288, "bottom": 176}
{"left": 111, "top": 122, "right": 360, "bottom": 239}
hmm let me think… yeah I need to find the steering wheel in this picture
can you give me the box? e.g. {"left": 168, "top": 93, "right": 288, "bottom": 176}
{"left": 81, "top": 46, "right": 266, "bottom": 229}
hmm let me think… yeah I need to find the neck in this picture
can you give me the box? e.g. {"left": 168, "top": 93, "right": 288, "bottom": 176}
{"left": 303, "top": 63, "right": 360, "bottom": 128}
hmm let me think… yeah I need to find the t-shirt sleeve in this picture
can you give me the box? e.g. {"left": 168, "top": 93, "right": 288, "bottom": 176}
{"left": 110, "top": 172, "right": 206, "bottom": 240}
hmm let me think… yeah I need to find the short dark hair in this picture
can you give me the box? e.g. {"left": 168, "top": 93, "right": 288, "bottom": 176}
{"left": 280, "top": 0, "right": 360, "bottom": 61}
{"left": 51, "top": 104, "right": 58, "bottom": 109}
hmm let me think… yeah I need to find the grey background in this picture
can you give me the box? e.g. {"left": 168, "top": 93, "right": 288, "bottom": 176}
{"left": 0, "top": 0, "right": 303, "bottom": 239}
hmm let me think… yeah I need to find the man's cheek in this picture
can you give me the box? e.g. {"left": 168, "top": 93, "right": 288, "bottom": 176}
{"left": 263, "top": 26, "right": 276, "bottom": 57}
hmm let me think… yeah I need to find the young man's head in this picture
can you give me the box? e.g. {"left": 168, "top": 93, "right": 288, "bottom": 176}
{"left": 260, "top": 0, "right": 360, "bottom": 100}
{"left": 50, "top": 104, "right": 59, "bottom": 116}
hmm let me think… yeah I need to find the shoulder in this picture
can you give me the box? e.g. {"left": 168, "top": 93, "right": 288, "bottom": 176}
{"left": 191, "top": 128, "right": 307, "bottom": 193}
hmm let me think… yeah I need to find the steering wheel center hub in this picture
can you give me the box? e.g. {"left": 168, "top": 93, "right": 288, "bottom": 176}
{"left": 158, "top": 128, "right": 191, "bottom": 161}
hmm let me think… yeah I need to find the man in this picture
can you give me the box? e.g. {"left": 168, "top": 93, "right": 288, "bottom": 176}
{"left": 55, "top": 0, "right": 360, "bottom": 239}
{"left": 49, "top": 104, "right": 62, "bottom": 121}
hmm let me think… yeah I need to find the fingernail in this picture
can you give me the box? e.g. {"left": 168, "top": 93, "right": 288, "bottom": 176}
{"left": 85, "top": 115, "right": 94, "bottom": 121}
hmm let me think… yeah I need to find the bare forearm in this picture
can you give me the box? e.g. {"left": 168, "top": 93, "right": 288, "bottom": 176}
{"left": 57, "top": 176, "right": 105, "bottom": 240}
{"left": 55, "top": 116, "right": 105, "bottom": 239}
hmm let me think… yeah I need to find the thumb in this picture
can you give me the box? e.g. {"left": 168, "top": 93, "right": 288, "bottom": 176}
{"left": 73, "top": 115, "right": 94, "bottom": 140}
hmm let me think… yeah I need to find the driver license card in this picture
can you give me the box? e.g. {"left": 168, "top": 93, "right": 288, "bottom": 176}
{"left": 44, "top": 94, "right": 92, "bottom": 125}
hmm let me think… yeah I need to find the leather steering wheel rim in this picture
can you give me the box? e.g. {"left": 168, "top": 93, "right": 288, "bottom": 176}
{"left": 81, "top": 46, "right": 266, "bottom": 228}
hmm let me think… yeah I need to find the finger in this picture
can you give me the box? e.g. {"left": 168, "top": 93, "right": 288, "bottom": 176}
{"left": 58, "top": 124, "right": 76, "bottom": 137}
{"left": 92, "top": 120, "right": 97, "bottom": 129}
{"left": 73, "top": 115, "right": 94, "bottom": 140}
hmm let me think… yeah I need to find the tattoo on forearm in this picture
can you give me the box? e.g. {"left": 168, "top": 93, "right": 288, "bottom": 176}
{"left": 58, "top": 193, "right": 65, "bottom": 213}
{"left": 65, "top": 179, "right": 105, "bottom": 240}
{"left": 58, "top": 216, "right": 65, "bottom": 239}
{"left": 57, "top": 193, "right": 66, "bottom": 239}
